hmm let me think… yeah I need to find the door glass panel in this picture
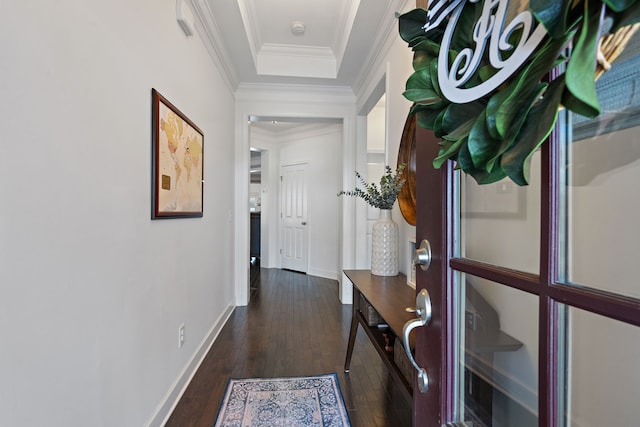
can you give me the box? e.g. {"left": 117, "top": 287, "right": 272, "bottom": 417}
{"left": 566, "top": 36, "right": 640, "bottom": 299}
{"left": 566, "top": 306, "right": 640, "bottom": 426}
{"left": 460, "top": 154, "right": 540, "bottom": 274}
{"left": 459, "top": 274, "right": 539, "bottom": 426}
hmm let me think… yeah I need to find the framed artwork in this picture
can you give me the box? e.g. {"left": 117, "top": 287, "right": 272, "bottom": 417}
{"left": 151, "top": 88, "right": 203, "bottom": 219}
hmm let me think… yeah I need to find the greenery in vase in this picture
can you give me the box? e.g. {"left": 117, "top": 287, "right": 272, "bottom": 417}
{"left": 338, "top": 164, "right": 406, "bottom": 210}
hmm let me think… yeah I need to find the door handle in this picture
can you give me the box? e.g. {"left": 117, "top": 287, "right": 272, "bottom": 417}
{"left": 402, "top": 288, "right": 432, "bottom": 393}
{"left": 301, "top": 221, "right": 307, "bottom": 225}
{"left": 413, "top": 239, "right": 431, "bottom": 271}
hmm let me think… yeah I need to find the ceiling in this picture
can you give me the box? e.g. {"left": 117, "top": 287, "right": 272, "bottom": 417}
{"left": 192, "top": 1, "right": 407, "bottom": 179}
{"left": 198, "top": 0, "right": 407, "bottom": 90}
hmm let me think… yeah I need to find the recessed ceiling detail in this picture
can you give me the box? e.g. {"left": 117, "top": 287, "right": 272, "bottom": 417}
{"left": 236, "top": 0, "right": 360, "bottom": 80}
{"left": 257, "top": 44, "right": 336, "bottom": 78}
{"left": 200, "top": 0, "right": 404, "bottom": 88}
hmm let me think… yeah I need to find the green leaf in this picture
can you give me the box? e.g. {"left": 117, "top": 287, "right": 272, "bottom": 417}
{"left": 398, "top": 9, "right": 428, "bottom": 46}
{"left": 530, "top": 0, "right": 573, "bottom": 39}
{"left": 478, "top": 64, "right": 498, "bottom": 82}
{"left": 486, "top": 82, "right": 549, "bottom": 169}
{"left": 430, "top": 59, "right": 444, "bottom": 98}
{"left": 412, "top": 39, "right": 441, "bottom": 57}
{"left": 412, "top": 51, "right": 430, "bottom": 71}
{"left": 451, "top": 2, "right": 481, "bottom": 51}
{"left": 404, "top": 68, "right": 442, "bottom": 105}
{"left": 564, "top": 0, "right": 602, "bottom": 118}
{"left": 468, "top": 110, "right": 503, "bottom": 170}
{"left": 610, "top": 1, "right": 640, "bottom": 30}
{"left": 433, "top": 136, "right": 466, "bottom": 169}
{"left": 457, "top": 140, "right": 507, "bottom": 184}
{"left": 433, "top": 108, "right": 447, "bottom": 138}
{"left": 603, "top": 0, "right": 638, "bottom": 13}
{"left": 442, "top": 102, "right": 484, "bottom": 141}
{"left": 416, "top": 109, "right": 440, "bottom": 130}
{"left": 501, "top": 76, "right": 566, "bottom": 185}
{"left": 487, "top": 33, "right": 571, "bottom": 139}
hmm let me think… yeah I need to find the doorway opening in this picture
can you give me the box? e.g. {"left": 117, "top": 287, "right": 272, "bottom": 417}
{"left": 246, "top": 116, "right": 344, "bottom": 295}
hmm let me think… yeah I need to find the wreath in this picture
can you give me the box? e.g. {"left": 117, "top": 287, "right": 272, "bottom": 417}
{"left": 399, "top": 0, "right": 640, "bottom": 185}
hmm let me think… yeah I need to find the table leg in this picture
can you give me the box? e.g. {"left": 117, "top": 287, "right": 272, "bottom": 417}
{"left": 344, "top": 309, "right": 359, "bottom": 372}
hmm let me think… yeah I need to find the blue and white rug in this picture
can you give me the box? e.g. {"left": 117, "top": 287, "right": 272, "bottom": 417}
{"left": 213, "top": 373, "right": 351, "bottom": 427}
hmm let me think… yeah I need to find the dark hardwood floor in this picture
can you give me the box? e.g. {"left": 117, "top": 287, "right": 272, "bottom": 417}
{"left": 165, "top": 268, "right": 412, "bottom": 427}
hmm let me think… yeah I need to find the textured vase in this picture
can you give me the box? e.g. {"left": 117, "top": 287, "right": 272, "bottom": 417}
{"left": 371, "top": 209, "right": 399, "bottom": 276}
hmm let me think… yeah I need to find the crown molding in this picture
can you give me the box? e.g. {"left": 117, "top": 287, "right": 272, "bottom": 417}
{"left": 333, "top": 0, "right": 361, "bottom": 70}
{"left": 236, "top": 82, "right": 355, "bottom": 104}
{"left": 190, "top": 0, "right": 239, "bottom": 90}
{"left": 257, "top": 44, "right": 337, "bottom": 79}
{"left": 352, "top": 0, "right": 410, "bottom": 96}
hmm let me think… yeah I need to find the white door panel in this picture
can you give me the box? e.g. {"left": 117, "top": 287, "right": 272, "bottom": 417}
{"left": 281, "top": 164, "right": 308, "bottom": 273}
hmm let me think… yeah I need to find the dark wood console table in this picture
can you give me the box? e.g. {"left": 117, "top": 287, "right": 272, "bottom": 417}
{"left": 343, "top": 270, "right": 416, "bottom": 404}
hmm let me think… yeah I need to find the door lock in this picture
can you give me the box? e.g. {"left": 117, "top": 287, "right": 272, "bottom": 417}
{"left": 413, "top": 239, "right": 432, "bottom": 271}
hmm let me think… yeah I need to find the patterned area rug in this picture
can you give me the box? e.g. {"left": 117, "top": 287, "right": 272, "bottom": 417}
{"left": 214, "top": 373, "right": 351, "bottom": 427}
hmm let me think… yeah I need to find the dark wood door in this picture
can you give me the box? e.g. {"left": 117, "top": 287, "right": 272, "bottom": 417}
{"left": 412, "top": 88, "right": 640, "bottom": 427}
{"left": 413, "top": 125, "right": 454, "bottom": 425}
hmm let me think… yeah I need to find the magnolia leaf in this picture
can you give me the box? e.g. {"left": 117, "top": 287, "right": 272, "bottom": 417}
{"left": 487, "top": 82, "right": 549, "bottom": 168}
{"left": 413, "top": 39, "right": 441, "bottom": 57}
{"left": 416, "top": 108, "right": 440, "bottom": 129}
{"left": 488, "top": 33, "right": 572, "bottom": 139}
{"left": 564, "top": 0, "right": 602, "bottom": 118}
{"left": 457, "top": 140, "right": 507, "bottom": 184}
{"left": 501, "top": 77, "right": 566, "bottom": 185}
{"left": 468, "top": 110, "right": 503, "bottom": 170}
{"left": 530, "top": 0, "right": 573, "bottom": 39}
{"left": 451, "top": 3, "right": 481, "bottom": 51}
{"left": 398, "top": 8, "right": 429, "bottom": 46}
{"left": 430, "top": 59, "right": 444, "bottom": 98}
{"left": 478, "top": 64, "right": 498, "bottom": 82}
{"left": 603, "top": 0, "right": 637, "bottom": 12}
{"left": 473, "top": 166, "right": 509, "bottom": 184}
{"left": 404, "top": 69, "right": 442, "bottom": 105}
{"left": 413, "top": 51, "right": 430, "bottom": 71}
{"left": 433, "top": 136, "right": 466, "bottom": 168}
{"left": 433, "top": 108, "right": 447, "bottom": 138}
{"left": 610, "top": 1, "right": 640, "bottom": 30}
{"left": 442, "top": 102, "right": 484, "bottom": 141}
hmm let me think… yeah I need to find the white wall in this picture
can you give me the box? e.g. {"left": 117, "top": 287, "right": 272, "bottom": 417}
{"left": 0, "top": 1, "right": 236, "bottom": 426}
{"left": 279, "top": 124, "right": 343, "bottom": 279}
{"left": 249, "top": 133, "right": 281, "bottom": 269}
{"left": 355, "top": 1, "right": 416, "bottom": 278}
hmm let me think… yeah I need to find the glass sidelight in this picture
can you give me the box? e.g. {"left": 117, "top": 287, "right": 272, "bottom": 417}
{"left": 456, "top": 274, "right": 539, "bottom": 427}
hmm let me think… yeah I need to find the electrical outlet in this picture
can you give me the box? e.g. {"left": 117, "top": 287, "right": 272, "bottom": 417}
{"left": 178, "top": 324, "right": 185, "bottom": 348}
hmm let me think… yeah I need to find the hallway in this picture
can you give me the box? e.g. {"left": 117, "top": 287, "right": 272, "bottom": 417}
{"left": 166, "top": 268, "right": 412, "bottom": 427}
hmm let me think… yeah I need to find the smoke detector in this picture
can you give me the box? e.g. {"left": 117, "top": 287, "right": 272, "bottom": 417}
{"left": 290, "top": 21, "right": 305, "bottom": 35}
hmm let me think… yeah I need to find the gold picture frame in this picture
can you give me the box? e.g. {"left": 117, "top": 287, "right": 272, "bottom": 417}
{"left": 151, "top": 89, "right": 203, "bottom": 219}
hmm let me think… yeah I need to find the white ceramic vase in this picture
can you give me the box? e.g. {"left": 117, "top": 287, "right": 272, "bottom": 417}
{"left": 371, "top": 209, "right": 399, "bottom": 276}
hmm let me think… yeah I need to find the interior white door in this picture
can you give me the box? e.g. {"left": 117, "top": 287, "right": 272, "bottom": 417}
{"left": 280, "top": 163, "right": 308, "bottom": 273}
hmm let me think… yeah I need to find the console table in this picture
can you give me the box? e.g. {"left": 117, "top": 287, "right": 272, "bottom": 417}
{"left": 343, "top": 270, "right": 416, "bottom": 404}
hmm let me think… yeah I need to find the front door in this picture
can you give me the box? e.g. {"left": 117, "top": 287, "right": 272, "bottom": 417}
{"left": 412, "top": 54, "right": 640, "bottom": 427}
{"left": 280, "top": 163, "right": 309, "bottom": 273}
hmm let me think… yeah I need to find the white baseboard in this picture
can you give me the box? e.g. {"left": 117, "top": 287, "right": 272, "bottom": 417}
{"left": 306, "top": 267, "right": 338, "bottom": 281}
{"left": 145, "top": 303, "right": 235, "bottom": 427}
